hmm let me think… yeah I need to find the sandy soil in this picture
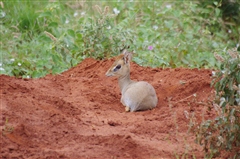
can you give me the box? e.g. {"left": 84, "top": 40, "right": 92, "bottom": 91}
{"left": 0, "top": 58, "right": 224, "bottom": 159}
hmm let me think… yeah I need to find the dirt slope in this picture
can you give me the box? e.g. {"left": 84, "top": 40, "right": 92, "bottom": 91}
{"left": 1, "top": 58, "right": 220, "bottom": 158}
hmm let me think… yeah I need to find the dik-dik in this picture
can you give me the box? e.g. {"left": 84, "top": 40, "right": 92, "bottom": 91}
{"left": 105, "top": 50, "right": 158, "bottom": 112}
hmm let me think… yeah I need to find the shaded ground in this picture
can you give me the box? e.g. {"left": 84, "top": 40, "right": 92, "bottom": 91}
{"left": 1, "top": 58, "right": 221, "bottom": 158}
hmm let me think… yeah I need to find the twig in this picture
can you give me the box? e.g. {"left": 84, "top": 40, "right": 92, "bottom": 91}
{"left": 173, "top": 94, "right": 196, "bottom": 104}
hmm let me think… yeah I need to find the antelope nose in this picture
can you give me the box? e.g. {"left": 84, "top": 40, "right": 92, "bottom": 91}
{"left": 105, "top": 71, "right": 112, "bottom": 77}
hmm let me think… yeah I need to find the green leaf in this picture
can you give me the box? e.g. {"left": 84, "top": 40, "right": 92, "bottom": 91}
{"left": 38, "top": 35, "right": 52, "bottom": 43}
{"left": 164, "top": 20, "right": 173, "bottom": 29}
{"left": 51, "top": 54, "right": 61, "bottom": 64}
{"left": 213, "top": 1, "right": 218, "bottom": 6}
{"left": 61, "top": 15, "right": 66, "bottom": 24}
{"left": 215, "top": 8, "right": 221, "bottom": 17}
{"left": 67, "top": 29, "right": 75, "bottom": 38}
{"left": 32, "top": 70, "right": 43, "bottom": 78}
{"left": 48, "top": 22, "right": 58, "bottom": 28}
{"left": 39, "top": 11, "right": 52, "bottom": 18}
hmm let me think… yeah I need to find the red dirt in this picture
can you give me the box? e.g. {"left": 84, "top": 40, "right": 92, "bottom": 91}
{"left": 1, "top": 58, "right": 221, "bottom": 158}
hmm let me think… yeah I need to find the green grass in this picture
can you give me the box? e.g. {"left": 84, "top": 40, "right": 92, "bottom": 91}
{"left": 1, "top": 0, "right": 239, "bottom": 78}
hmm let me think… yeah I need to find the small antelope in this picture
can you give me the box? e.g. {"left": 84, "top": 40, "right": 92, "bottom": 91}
{"left": 105, "top": 50, "right": 158, "bottom": 112}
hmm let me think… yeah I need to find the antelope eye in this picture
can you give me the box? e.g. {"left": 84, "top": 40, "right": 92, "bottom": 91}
{"left": 113, "top": 64, "right": 121, "bottom": 72}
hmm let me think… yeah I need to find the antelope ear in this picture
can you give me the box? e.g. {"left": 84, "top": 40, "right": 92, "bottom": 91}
{"left": 122, "top": 50, "right": 132, "bottom": 64}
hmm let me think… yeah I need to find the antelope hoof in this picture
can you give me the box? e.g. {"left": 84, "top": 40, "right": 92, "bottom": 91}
{"left": 125, "top": 106, "right": 130, "bottom": 112}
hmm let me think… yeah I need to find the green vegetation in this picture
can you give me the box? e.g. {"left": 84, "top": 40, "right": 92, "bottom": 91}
{"left": 195, "top": 48, "right": 240, "bottom": 158}
{"left": 2, "top": 118, "right": 14, "bottom": 135}
{"left": 1, "top": 0, "right": 239, "bottom": 78}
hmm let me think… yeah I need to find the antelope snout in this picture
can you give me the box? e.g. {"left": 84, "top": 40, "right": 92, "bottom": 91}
{"left": 105, "top": 71, "right": 113, "bottom": 77}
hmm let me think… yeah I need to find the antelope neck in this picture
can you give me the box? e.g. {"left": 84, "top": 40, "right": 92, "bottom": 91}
{"left": 118, "top": 73, "right": 133, "bottom": 93}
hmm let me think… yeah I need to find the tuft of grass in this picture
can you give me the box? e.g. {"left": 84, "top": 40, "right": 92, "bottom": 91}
{"left": 2, "top": 118, "right": 14, "bottom": 135}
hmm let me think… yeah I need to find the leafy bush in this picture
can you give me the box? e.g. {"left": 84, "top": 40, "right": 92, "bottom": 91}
{"left": 213, "top": 48, "right": 240, "bottom": 106}
{"left": 78, "top": 5, "right": 135, "bottom": 59}
{"left": 195, "top": 48, "right": 240, "bottom": 158}
{"left": 199, "top": 0, "right": 240, "bottom": 42}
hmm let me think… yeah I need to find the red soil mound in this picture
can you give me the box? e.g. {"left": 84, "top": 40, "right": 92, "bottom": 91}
{"left": 1, "top": 58, "right": 220, "bottom": 158}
